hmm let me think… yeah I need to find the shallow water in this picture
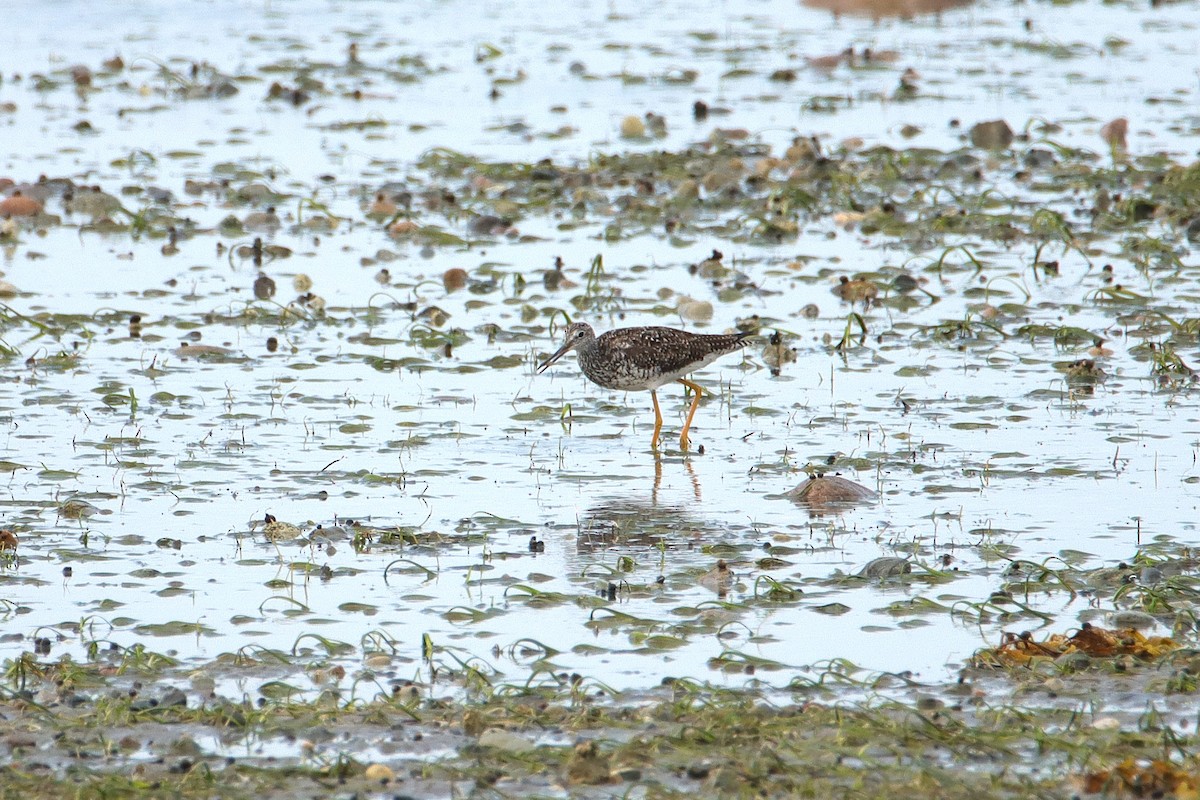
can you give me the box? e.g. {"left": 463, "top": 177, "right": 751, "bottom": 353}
{"left": 1, "top": 0, "right": 1199, "bottom": 708}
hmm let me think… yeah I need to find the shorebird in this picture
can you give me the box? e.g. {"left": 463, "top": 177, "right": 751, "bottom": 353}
{"left": 536, "top": 322, "right": 750, "bottom": 451}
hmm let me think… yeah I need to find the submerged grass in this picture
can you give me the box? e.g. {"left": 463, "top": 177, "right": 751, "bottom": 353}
{"left": 2, "top": 659, "right": 1198, "bottom": 799}
{"left": 6, "top": 542, "right": 1200, "bottom": 796}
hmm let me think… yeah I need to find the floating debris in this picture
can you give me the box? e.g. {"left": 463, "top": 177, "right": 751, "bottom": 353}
{"left": 1075, "top": 759, "right": 1198, "bottom": 797}
{"left": 973, "top": 624, "right": 1179, "bottom": 668}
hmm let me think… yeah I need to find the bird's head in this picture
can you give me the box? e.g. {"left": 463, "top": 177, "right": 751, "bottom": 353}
{"left": 536, "top": 322, "right": 595, "bottom": 374}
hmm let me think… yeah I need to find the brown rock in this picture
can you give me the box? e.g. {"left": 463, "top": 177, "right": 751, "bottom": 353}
{"left": 970, "top": 119, "right": 1014, "bottom": 151}
{"left": 786, "top": 475, "right": 878, "bottom": 508}
{"left": 0, "top": 193, "right": 41, "bottom": 217}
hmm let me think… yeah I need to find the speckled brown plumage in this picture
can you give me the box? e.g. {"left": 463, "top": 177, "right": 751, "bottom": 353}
{"left": 536, "top": 322, "right": 751, "bottom": 450}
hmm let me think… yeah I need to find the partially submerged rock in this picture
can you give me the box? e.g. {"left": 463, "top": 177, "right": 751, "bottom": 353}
{"left": 786, "top": 475, "right": 878, "bottom": 508}
{"left": 856, "top": 556, "right": 912, "bottom": 579}
{"left": 970, "top": 119, "right": 1014, "bottom": 151}
{"left": 0, "top": 192, "right": 42, "bottom": 217}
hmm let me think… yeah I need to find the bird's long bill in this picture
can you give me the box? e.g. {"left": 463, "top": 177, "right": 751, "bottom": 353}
{"left": 536, "top": 341, "right": 574, "bottom": 374}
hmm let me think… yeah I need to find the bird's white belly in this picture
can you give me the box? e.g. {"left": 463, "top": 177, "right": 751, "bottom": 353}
{"left": 583, "top": 352, "right": 721, "bottom": 391}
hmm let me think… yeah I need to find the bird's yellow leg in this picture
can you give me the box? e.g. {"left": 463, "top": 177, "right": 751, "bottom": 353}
{"left": 650, "top": 389, "right": 663, "bottom": 450}
{"left": 678, "top": 378, "right": 704, "bottom": 451}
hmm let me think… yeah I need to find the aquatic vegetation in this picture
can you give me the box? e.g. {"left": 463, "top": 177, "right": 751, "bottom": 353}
{"left": 1, "top": 0, "right": 1200, "bottom": 792}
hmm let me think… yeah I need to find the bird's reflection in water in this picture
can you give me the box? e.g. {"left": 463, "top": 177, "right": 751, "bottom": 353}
{"left": 652, "top": 453, "right": 701, "bottom": 505}
{"left": 576, "top": 456, "right": 701, "bottom": 553}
